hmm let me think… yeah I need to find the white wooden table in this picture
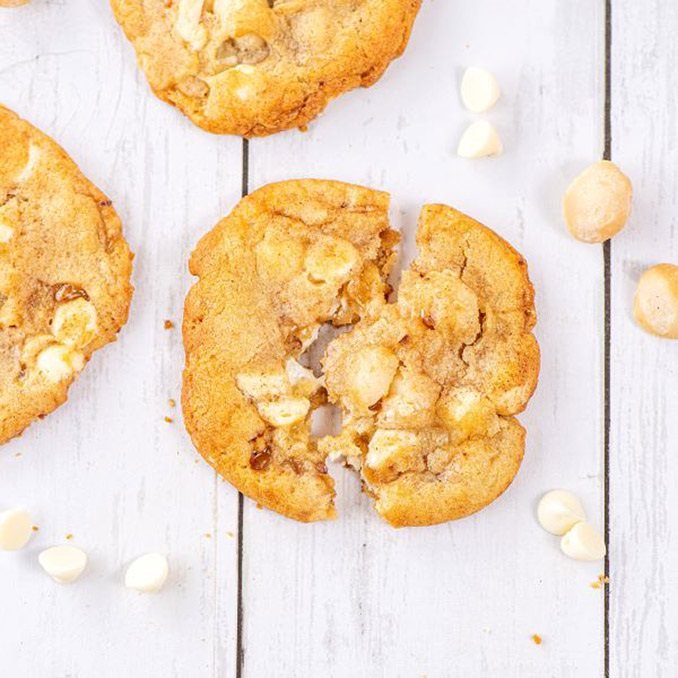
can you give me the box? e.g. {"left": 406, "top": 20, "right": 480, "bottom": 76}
{"left": 1, "top": 1, "right": 676, "bottom": 676}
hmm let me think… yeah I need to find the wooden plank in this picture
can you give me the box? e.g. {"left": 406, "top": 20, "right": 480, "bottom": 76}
{"left": 0, "top": 2, "right": 241, "bottom": 676}
{"left": 242, "top": 1, "right": 607, "bottom": 675}
{"left": 610, "top": 1, "right": 678, "bottom": 674}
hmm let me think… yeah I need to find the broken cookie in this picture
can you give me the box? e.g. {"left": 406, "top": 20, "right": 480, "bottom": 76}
{"left": 321, "top": 205, "right": 539, "bottom": 526}
{"left": 182, "top": 181, "right": 539, "bottom": 526}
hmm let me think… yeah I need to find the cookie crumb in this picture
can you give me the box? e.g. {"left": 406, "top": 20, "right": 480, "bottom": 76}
{"left": 32, "top": 525, "right": 39, "bottom": 532}
{"left": 65, "top": 533, "right": 73, "bottom": 540}
{"left": 164, "top": 416, "right": 173, "bottom": 423}
{"left": 14, "top": 452, "right": 22, "bottom": 458}
{"left": 164, "top": 320, "right": 175, "bottom": 330}
{"left": 168, "top": 398, "right": 176, "bottom": 408}
{"left": 531, "top": 634, "right": 542, "bottom": 646}
{"left": 226, "top": 531, "right": 235, "bottom": 538}
{"left": 591, "top": 573, "right": 610, "bottom": 589}
{"left": 204, "top": 532, "right": 212, "bottom": 539}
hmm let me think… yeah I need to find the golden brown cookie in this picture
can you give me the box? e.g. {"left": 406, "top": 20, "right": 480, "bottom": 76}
{"left": 182, "top": 180, "right": 399, "bottom": 521}
{"left": 110, "top": 0, "right": 422, "bottom": 137}
{"left": 182, "top": 182, "right": 539, "bottom": 526}
{"left": 0, "top": 105, "right": 134, "bottom": 445}
{"left": 321, "top": 205, "right": 539, "bottom": 526}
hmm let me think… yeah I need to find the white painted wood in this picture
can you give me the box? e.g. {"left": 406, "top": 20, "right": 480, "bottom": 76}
{"left": 2, "top": 0, "right": 644, "bottom": 676}
{"left": 244, "top": 2, "right": 607, "bottom": 676}
{"left": 611, "top": 2, "right": 678, "bottom": 676}
{"left": 0, "top": 2, "right": 241, "bottom": 676}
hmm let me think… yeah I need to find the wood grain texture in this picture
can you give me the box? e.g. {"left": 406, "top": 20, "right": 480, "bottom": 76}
{"left": 0, "top": 0, "right": 634, "bottom": 676}
{"left": 0, "top": 2, "right": 242, "bottom": 676}
{"left": 244, "top": 1, "right": 607, "bottom": 676}
{"left": 611, "top": 1, "right": 678, "bottom": 675}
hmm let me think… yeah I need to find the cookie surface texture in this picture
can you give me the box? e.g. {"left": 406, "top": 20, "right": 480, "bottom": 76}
{"left": 0, "top": 105, "right": 134, "bottom": 445}
{"left": 183, "top": 182, "right": 539, "bottom": 525}
{"left": 183, "top": 180, "right": 399, "bottom": 521}
{"left": 321, "top": 205, "right": 539, "bottom": 526}
{"left": 110, "top": 0, "right": 422, "bottom": 137}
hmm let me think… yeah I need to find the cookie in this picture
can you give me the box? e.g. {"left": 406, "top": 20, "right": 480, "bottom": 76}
{"left": 183, "top": 181, "right": 539, "bottom": 526}
{"left": 321, "top": 205, "right": 540, "bottom": 526}
{"left": 111, "top": 0, "right": 422, "bottom": 137}
{"left": 0, "top": 105, "right": 134, "bottom": 445}
{"left": 182, "top": 180, "right": 399, "bottom": 521}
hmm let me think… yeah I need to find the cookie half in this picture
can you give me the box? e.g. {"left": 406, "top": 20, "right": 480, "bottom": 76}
{"left": 111, "top": 0, "right": 422, "bottom": 136}
{"left": 182, "top": 180, "right": 399, "bottom": 521}
{"left": 0, "top": 105, "right": 134, "bottom": 444}
{"left": 183, "top": 182, "right": 539, "bottom": 525}
{"left": 321, "top": 205, "right": 540, "bottom": 526}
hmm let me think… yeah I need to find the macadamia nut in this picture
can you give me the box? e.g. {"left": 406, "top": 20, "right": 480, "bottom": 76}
{"left": 563, "top": 161, "right": 632, "bottom": 243}
{"left": 633, "top": 263, "right": 678, "bottom": 338}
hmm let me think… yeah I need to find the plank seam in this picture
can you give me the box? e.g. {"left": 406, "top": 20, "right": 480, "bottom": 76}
{"left": 603, "top": 0, "right": 612, "bottom": 676}
{"left": 235, "top": 138, "right": 250, "bottom": 678}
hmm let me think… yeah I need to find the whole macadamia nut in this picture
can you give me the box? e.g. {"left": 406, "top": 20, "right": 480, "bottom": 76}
{"left": 563, "top": 161, "right": 632, "bottom": 243}
{"left": 633, "top": 264, "right": 678, "bottom": 339}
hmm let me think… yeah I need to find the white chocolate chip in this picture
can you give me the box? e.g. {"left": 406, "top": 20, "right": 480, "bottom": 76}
{"left": 560, "top": 522, "right": 606, "bottom": 561}
{"left": 285, "top": 358, "right": 315, "bottom": 385}
{"left": 347, "top": 345, "right": 399, "bottom": 410}
{"left": 366, "top": 429, "right": 419, "bottom": 471}
{"left": 233, "top": 64, "right": 256, "bottom": 76}
{"left": 285, "top": 359, "right": 322, "bottom": 397}
{"left": 36, "top": 344, "right": 84, "bottom": 382}
{"left": 305, "top": 237, "right": 359, "bottom": 285}
{"left": 537, "top": 490, "right": 587, "bottom": 536}
{"left": 236, "top": 371, "right": 288, "bottom": 400}
{"left": 16, "top": 143, "right": 41, "bottom": 182}
{"left": 256, "top": 396, "right": 310, "bottom": 427}
{"left": 460, "top": 67, "right": 501, "bottom": 113}
{"left": 378, "top": 368, "right": 439, "bottom": 428}
{"left": 437, "top": 387, "right": 500, "bottom": 442}
{"left": 52, "top": 298, "right": 98, "bottom": 348}
{"left": 0, "top": 508, "right": 33, "bottom": 551}
{"left": 174, "top": 0, "right": 207, "bottom": 49}
{"left": 457, "top": 120, "right": 503, "bottom": 159}
{"left": 633, "top": 264, "right": 678, "bottom": 339}
{"left": 0, "top": 196, "right": 18, "bottom": 242}
{"left": 0, "top": 222, "right": 13, "bottom": 243}
{"left": 125, "top": 553, "right": 169, "bottom": 593}
{"left": 234, "top": 81, "right": 256, "bottom": 101}
{"left": 563, "top": 161, "right": 632, "bottom": 243}
{"left": 38, "top": 545, "right": 88, "bottom": 584}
